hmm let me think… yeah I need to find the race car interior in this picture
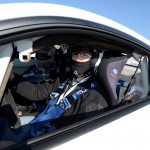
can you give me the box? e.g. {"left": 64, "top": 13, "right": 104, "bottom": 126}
{"left": 0, "top": 33, "right": 149, "bottom": 148}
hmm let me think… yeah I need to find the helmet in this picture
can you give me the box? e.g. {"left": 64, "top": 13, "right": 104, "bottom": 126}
{"left": 35, "top": 46, "right": 55, "bottom": 68}
{"left": 66, "top": 45, "right": 103, "bottom": 78}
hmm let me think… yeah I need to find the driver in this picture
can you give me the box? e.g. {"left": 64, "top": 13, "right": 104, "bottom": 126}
{"left": 8, "top": 45, "right": 109, "bottom": 127}
{"left": 11, "top": 46, "right": 61, "bottom": 115}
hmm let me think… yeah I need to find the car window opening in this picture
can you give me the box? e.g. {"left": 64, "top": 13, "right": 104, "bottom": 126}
{"left": 0, "top": 36, "right": 149, "bottom": 149}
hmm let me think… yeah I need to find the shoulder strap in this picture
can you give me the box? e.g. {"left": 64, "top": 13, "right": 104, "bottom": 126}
{"left": 56, "top": 75, "right": 92, "bottom": 105}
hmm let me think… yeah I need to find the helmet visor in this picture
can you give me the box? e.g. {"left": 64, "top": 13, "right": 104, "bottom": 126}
{"left": 36, "top": 47, "right": 55, "bottom": 60}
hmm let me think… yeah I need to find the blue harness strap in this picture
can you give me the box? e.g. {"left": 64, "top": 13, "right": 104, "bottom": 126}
{"left": 116, "top": 79, "right": 126, "bottom": 98}
{"left": 29, "top": 80, "right": 97, "bottom": 137}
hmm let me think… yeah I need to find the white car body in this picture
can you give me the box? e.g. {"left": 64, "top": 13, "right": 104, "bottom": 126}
{"left": 0, "top": 3, "right": 150, "bottom": 150}
{"left": 0, "top": 3, "right": 150, "bottom": 45}
{"left": 52, "top": 105, "right": 150, "bottom": 150}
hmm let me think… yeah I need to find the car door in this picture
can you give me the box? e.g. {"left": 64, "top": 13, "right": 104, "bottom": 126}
{"left": 0, "top": 3, "right": 150, "bottom": 150}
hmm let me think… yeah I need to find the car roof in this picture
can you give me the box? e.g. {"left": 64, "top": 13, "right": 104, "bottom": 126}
{"left": 0, "top": 3, "right": 150, "bottom": 46}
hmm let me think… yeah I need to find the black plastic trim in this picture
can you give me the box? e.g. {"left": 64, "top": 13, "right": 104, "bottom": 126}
{"left": 7, "top": 97, "right": 150, "bottom": 150}
{"left": 0, "top": 16, "right": 149, "bottom": 50}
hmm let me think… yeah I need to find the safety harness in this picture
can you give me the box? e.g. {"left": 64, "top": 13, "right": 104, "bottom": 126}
{"left": 29, "top": 51, "right": 103, "bottom": 137}
{"left": 22, "top": 65, "right": 56, "bottom": 83}
{"left": 29, "top": 75, "right": 97, "bottom": 137}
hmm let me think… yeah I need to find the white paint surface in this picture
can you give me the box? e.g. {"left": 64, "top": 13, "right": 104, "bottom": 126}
{"left": 0, "top": 3, "right": 150, "bottom": 46}
{"left": 51, "top": 104, "right": 150, "bottom": 150}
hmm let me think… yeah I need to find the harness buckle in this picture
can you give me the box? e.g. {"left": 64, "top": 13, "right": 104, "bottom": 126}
{"left": 50, "top": 92, "right": 59, "bottom": 99}
{"left": 60, "top": 98, "right": 71, "bottom": 110}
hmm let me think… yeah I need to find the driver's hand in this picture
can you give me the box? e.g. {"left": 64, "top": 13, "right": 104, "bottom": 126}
{"left": 125, "top": 92, "right": 136, "bottom": 101}
{"left": 124, "top": 86, "right": 136, "bottom": 101}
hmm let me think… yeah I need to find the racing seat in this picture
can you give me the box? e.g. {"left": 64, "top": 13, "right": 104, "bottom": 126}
{"left": 97, "top": 54, "right": 127, "bottom": 107}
